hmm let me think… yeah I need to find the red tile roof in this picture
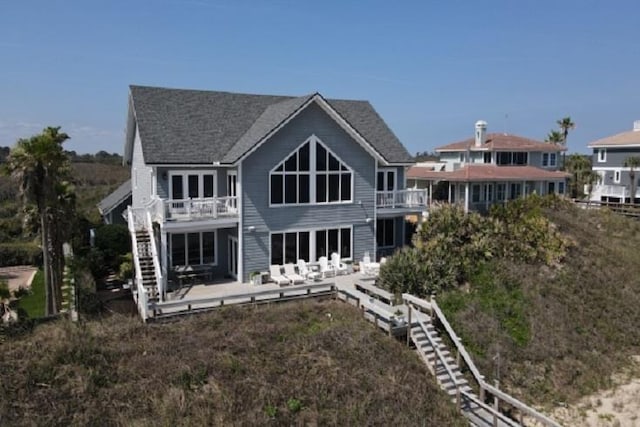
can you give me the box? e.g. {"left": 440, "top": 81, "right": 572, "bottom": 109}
{"left": 436, "top": 133, "right": 565, "bottom": 152}
{"left": 407, "top": 165, "right": 570, "bottom": 182}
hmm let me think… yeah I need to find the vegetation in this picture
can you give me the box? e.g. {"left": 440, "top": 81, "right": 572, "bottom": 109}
{"left": 0, "top": 300, "right": 466, "bottom": 426}
{"left": 381, "top": 196, "right": 640, "bottom": 408}
{"left": 624, "top": 156, "right": 640, "bottom": 204}
{"left": 564, "top": 154, "right": 596, "bottom": 199}
{"left": 16, "top": 269, "right": 45, "bottom": 318}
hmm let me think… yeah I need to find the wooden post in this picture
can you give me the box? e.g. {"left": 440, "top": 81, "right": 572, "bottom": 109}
{"left": 493, "top": 380, "right": 499, "bottom": 427}
{"left": 479, "top": 385, "right": 485, "bottom": 402}
{"left": 406, "top": 305, "right": 412, "bottom": 346}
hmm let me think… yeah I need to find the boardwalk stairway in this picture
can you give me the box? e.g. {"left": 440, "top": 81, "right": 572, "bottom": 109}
{"left": 135, "top": 230, "right": 159, "bottom": 302}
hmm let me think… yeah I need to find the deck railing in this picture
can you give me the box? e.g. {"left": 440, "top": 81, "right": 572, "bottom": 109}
{"left": 145, "top": 211, "right": 164, "bottom": 302}
{"left": 127, "top": 207, "right": 149, "bottom": 321}
{"left": 160, "top": 196, "right": 239, "bottom": 221}
{"left": 376, "top": 189, "right": 429, "bottom": 209}
{"left": 403, "top": 293, "right": 560, "bottom": 427}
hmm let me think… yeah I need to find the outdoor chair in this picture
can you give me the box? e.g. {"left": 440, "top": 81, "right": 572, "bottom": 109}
{"left": 283, "top": 263, "right": 305, "bottom": 285}
{"left": 318, "top": 256, "right": 336, "bottom": 278}
{"left": 297, "top": 259, "right": 320, "bottom": 281}
{"left": 269, "top": 265, "right": 290, "bottom": 286}
{"left": 361, "top": 253, "right": 380, "bottom": 277}
{"left": 330, "top": 252, "right": 348, "bottom": 275}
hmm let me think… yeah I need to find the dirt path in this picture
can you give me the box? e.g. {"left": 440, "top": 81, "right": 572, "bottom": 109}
{"left": 0, "top": 265, "right": 37, "bottom": 292}
{"left": 553, "top": 357, "right": 640, "bottom": 426}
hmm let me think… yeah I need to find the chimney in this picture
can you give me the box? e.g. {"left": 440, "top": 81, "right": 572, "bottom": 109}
{"left": 634, "top": 120, "right": 640, "bottom": 132}
{"left": 475, "top": 120, "right": 488, "bottom": 147}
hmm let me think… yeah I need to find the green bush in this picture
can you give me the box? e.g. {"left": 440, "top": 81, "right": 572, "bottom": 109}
{"left": 0, "top": 242, "right": 42, "bottom": 267}
{"left": 0, "top": 279, "right": 10, "bottom": 300}
{"left": 94, "top": 224, "right": 130, "bottom": 267}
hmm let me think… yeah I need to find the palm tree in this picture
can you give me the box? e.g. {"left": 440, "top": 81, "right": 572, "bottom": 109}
{"left": 4, "top": 127, "right": 71, "bottom": 315}
{"left": 624, "top": 156, "right": 640, "bottom": 204}
{"left": 582, "top": 169, "right": 602, "bottom": 204}
{"left": 545, "top": 130, "right": 564, "bottom": 145}
{"left": 564, "top": 154, "right": 591, "bottom": 199}
{"left": 557, "top": 117, "right": 575, "bottom": 170}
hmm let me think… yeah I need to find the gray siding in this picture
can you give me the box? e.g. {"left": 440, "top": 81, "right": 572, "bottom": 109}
{"left": 131, "top": 129, "right": 153, "bottom": 209}
{"left": 241, "top": 103, "right": 376, "bottom": 280}
{"left": 593, "top": 147, "right": 640, "bottom": 168}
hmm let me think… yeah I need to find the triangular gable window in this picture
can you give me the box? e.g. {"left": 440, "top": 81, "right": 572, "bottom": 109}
{"left": 270, "top": 135, "right": 352, "bottom": 205}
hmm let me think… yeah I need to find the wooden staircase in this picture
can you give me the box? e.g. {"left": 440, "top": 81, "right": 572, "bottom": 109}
{"left": 135, "top": 230, "right": 159, "bottom": 302}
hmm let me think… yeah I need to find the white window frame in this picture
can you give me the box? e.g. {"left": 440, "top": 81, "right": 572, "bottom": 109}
{"left": 614, "top": 170, "right": 621, "bottom": 183}
{"left": 597, "top": 149, "right": 607, "bottom": 163}
{"left": 484, "top": 183, "right": 494, "bottom": 201}
{"left": 169, "top": 231, "right": 218, "bottom": 268}
{"left": 376, "top": 218, "right": 395, "bottom": 249}
{"left": 269, "top": 225, "right": 353, "bottom": 264}
{"left": 168, "top": 170, "right": 218, "bottom": 200}
{"left": 496, "top": 183, "right": 506, "bottom": 201}
{"left": 471, "top": 183, "right": 482, "bottom": 203}
{"left": 377, "top": 168, "right": 397, "bottom": 192}
{"left": 269, "top": 135, "right": 354, "bottom": 207}
{"left": 542, "top": 153, "right": 557, "bottom": 167}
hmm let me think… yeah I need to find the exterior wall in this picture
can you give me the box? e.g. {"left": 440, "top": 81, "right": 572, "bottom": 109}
{"left": 241, "top": 102, "right": 376, "bottom": 281}
{"left": 592, "top": 147, "right": 640, "bottom": 168}
{"left": 166, "top": 226, "right": 236, "bottom": 279}
{"left": 104, "top": 195, "right": 132, "bottom": 225}
{"left": 131, "top": 128, "right": 153, "bottom": 209}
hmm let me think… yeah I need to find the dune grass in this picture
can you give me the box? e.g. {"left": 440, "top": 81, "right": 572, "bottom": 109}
{"left": 0, "top": 300, "right": 466, "bottom": 426}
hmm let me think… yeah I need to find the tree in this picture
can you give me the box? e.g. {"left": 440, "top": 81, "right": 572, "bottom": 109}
{"left": 556, "top": 117, "right": 575, "bottom": 170}
{"left": 582, "top": 170, "right": 601, "bottom": 203}
{"left": 4, "top": 127, "right": 72, "bottom": 316}
{"left": 545, "top": 130, "right": 563, "bottom": 145}
{"left": 564, "top": 154, "right": 592, "bottom": 199}
{"left": 624, "top": 156, "right": 640, "bottom": 204}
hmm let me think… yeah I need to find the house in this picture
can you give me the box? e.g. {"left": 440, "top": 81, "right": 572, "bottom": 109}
{"left": 407, "top": 121, "right": 569, "bottom": 212}
{"left": 123, "top": 85, "right": 427, "bottom": 300}
{"left": 587, "top": 120, "right": 640, "bottom": 203}
{"left": 97, "top": 179, "right": 131, "bottom": 225}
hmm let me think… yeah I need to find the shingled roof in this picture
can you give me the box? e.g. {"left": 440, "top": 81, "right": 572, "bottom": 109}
{"left": 436, "top": 133, "right": 565, "bottom": 153}
{"left": 97, "top": 179, "right": 131, "bottom": 215}
{"left": 128, "top": 85, "right": 413, "bottom": 165}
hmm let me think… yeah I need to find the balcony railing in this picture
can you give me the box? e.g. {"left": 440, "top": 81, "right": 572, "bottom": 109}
{"left": 150, "top": 196, "right": 239, "bottom": 222}
{"left": 590, "top": 184, "right": 640, "bottom": 199}
{"left": 376, "top": 189, "right": 429, "bottom": 209}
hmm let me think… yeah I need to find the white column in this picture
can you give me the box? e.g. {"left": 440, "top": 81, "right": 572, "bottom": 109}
{"left": 448, "top": 183, "right": 452, "bottom": 203}
{"left": 160, "top": 228, "right": 168, "bottom": 295}
{"left": 464, "top": 182, "right": 470, "bottom": 213}
{"left": 237, "top": 162, "right": 244, "bottom": 283}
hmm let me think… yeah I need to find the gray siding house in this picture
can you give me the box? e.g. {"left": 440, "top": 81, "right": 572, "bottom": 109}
{"left": 123, "top": 85, "right": 426, "bottom": 299}
{"left": 588, "top": 120, "right": 640, "bottom": 203}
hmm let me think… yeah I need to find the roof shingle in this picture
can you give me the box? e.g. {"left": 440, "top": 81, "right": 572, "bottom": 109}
{"left": 436, "top": 133, "right": 564, "bottom": 152}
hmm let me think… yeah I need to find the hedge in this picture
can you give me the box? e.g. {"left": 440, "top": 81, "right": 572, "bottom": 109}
{"left": 0, "top": 242, "right": 42, "bottom": 267}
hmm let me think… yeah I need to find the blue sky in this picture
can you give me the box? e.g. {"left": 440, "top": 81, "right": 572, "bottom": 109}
{"left": 1, "top": 0, "right": 638, "bottom": 155}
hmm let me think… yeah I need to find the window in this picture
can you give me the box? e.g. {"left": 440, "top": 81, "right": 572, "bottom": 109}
{"left": 377, "top": 170, "right": 396, "bottom": 192}
{"left": 170, "top": 231, "right": 216, "bottom": 267}
{"left": 542, "top": 153, "right": 557, "bottom": 167}
{"left": 271, "top": 228, "right": 350, "bottom": 265}
{"left": 169, "top": 171, "right": 216, "bottom": 200}
{"left": 497, "top": 152, "right": 528, "bottom": 166}
{"left": 483, "top": 152, "right": 492, "bottom": 164}
{"left": 510, "top": 183, "right": 522, "bottom": 199}
{"left": 471, "top": 184, "right": 482, "bottom": 203}
{"left": 614, "top": 170, "right": 621, "bottom": 183}
{"left": 376, "top": 219, "right": 395, "bottom": 248}
{"left": 270, "top": 231, "right": 311, "bottom": 265}
{"left": 547, "top": 182, "right": 556, "bottom": 194}
{"left": 597, "top": 149, "right": 606, "bottom": 163}
{"left": 558, "top": 181, "right": 565, "bottom": 194}
{"left": 496, "top": 183, "right": 506, "bottom": 201}
{"left": 484, "top": 184, "right": 493, "bottom": 201}
{"left": 270, "top": 137, "right": 352, "bottom": 205}
{"left": 316, "top": 227, "right": 351, "bottom": 259}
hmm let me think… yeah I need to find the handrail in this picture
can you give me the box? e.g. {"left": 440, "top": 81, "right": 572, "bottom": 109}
{"left": 127, "top": 207, "right": 148, "bottom": 321}
{"left": 163, "top": 196, "right": 238, "bottom": 221}
{"left": 376, "top": 189, "right": 429, "bottom": 208}
{"left": 145, "top": 211, "right": 164, "bottom": 302}
{"left": 460, "top": 390, "right": 520, "bottom": 427}
{"left": 404, "top": 293, "right": 560, "bottom": 427}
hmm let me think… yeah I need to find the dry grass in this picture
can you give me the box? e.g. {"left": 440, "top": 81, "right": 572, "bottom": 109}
{"left": 440, "top": 204, "right": 640, "bottom": 408}
{"left": 0, "top": 299, "right": 465, "bottom": 426}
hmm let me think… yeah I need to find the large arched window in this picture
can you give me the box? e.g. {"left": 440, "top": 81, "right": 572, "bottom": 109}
{"left": 270, "top": 135, "right": 353, "bottom": 206}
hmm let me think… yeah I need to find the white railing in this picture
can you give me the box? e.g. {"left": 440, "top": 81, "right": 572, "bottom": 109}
{"left": 145, "top": 211, "right": 164, "bottom": 302}
{"left": 403, "top": 293, "right": 560, "bottom": 427}
{"left": 127, "top": 207, "right": 149, "bottom": 321}
{"left": 376, "top": 189, "right": 429, "bottom": 209}
{"left": 161, "top": 196, "right": 239, "bottom": 221}
{"left": 591, "top": 184, "right": 640, "bottom": 199}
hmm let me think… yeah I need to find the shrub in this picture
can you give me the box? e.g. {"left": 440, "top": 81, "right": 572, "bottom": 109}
{"left": 0, "top": 242, "right": 42, "bottom": 267}
{"left": 0, "top": 279, "right": 10, "bottom": 300}
{"left": 93, "top": 224, "right": 130, "bottom": 267}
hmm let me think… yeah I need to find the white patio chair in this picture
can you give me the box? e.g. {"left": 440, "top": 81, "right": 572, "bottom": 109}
{"left": 297, "top": 259, "right": 320, "bottom": 281}
{"left": 318, "top": 256, "right": 336, "bottom": 278}
{"left": 269, "top": 265, "right": 290, "bottom": 286}
{"left": 283, "top": 263, "right": 305, "bottom": 285}
{"left": 361, "top": 254, "right": 380, "bottom": 277}
{"left": 331, "top": 252, "right": 348, "bottom": 275}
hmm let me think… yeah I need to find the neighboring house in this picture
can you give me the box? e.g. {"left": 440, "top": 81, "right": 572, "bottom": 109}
{"left": 407, "top": 121, "right": 569, "bottom": 212}
{"left": 97, "top": 179, "right": 132, "bottom": 225}
{"left": 588, "top": 120, "right": 640, "bottom": 203}
{"left": 123, "top": 85, "right": 427, "bottom": 298}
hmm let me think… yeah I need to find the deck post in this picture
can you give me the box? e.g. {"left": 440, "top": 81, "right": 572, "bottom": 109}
{"left": 493, "top": 379, "right": 499, "bottom": 427}
{"left": 406, "top": 305, "right": 412, "bottom": 346}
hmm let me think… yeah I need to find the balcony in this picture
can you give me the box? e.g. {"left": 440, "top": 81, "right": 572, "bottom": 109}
{"left": 589, "top": 184, "right": 640, "bottom": 201}
{"left": 147, "top": 196, "right": 239, "bottom": 223}
{"left": 376, "top": 189, "right": 429, "bottom": 215}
